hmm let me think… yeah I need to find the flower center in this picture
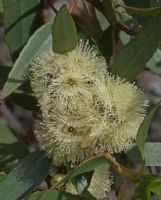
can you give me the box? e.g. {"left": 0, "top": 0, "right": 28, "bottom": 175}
{"left": 66, "top": 125, "right": 89, "bottom": 137}
{"left": 65, "top": 78, "right": 77, "bottom": 87}
{"left": 68, "top": 126, "right": 76, "bottom": 133}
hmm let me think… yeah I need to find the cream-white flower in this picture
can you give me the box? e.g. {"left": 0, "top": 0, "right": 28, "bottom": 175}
{"left": 91, "top": 75, "right": 147, "bottom": 153}
{"left": 30, "top": 40, "right": 106, "bottom": 99}
{"left": 88, "top": 163, "right": 112, "bottom": 200}
{"left": 30, "top": 40, "right": 147, "bottom": 165}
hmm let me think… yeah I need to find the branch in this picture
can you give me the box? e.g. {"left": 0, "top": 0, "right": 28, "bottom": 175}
{"left": 86, "top": 0, "right": 138, "bottom": 37}
{"left": 105, "top": 153, "right": 144, "bottom": 180}
{"left": 117, "top": 22, "right": 138, "bottom": 36}
{"left": 47, "top": 0, "right": 58, "bottom": 13}
{"left": 69, "top": 0, "right": 78, "bottom": 13}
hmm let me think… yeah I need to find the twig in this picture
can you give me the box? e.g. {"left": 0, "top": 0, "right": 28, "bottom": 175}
{"left": 86, "top": 0, "right": 138, "bottom": 37}
{"left": 117, "top": 22, "right": 138, "bottom": 36}
{"left": 69, "top": 0, "right": 78, "bottom": 13}
{"left": 105, "top": 153, "right": 144, "bottom": 180}
{"left": 118, "top": 178, "right": 127, "bottom": 200}
{"left": 47, "top": 0, "right": 58, "bottom": 13}
{"left": 41, "top": 0, "right": 49, "bottom": 23}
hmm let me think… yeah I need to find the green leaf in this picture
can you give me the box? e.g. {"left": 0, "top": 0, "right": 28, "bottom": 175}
{"left": 0, "top": 66, "right": 11, "bottom": 90}
{"left": 133, "top": 174, "right": 161, "bottom": 200}
{"left": 95, "top": 8, "right": 109, "bottom": 31}
{"left": 99, "top": 26, "right": 115, "bottom": 61}
{"left": 152, "top": 183, "right": 161, "bottom": 198}
{"left": 117, "top": 4, "right": 161, "bottom": 16}
{"left": 152, "top": 188, "right": 161, "bottom": 198}
{"left": 52, "top": 7, "right": 78, "bottom": 54}
{"left": 0, "top": 172, "right": 6, "bottom": 182}
{"left": 0, "top": 0, "right": 3, "bottom": 13}
{"left": 123, "top": 0, "right": 151, "bottom": 25}
{"left": 123, "top": 0, "right": 150, "bottom": 9}
{"left": 2, "top": 22, "right": 53, "bottom": 98}
{"left": 136, "top": 100, "right": 161, "bottom": 161}
{"left": 54, "top": 156, "right": 108, "bottom": 188}
{"left": 145, "top": 143, "right": 161, "bottom": 166}
{"left": 112, "top": 13, "right": 161, "bottom": 80}
{"left": 0, "top": 123, "right": 28, "bottom": 172}
{"left": 27, "top": 188, "right": 96, "bottom": 200}
{"left": 147, "top": 48, "right": 161, "bottom": 74}
{"left": 27, "top": 190, "right": 78, "bottom": 200}
{"left": 0, "top": 66, "right": 32, "bottom": 94}
{"left": 116, "top": 11, "right": 138, "bottom": 45}
{"left": 150, "top": 0, "right": 161, "bottom": 7}
{"left": 0, "top": 151, "right": 51, "bottom": 200}
{"left": 2, "top": 0, "right": 41, "bottom": 59}
{"left": 64, "top": 156, "right": 108, "bottom": 179}
{"left": 11, "top": 92, "right": 38, "bottom": 111}
{"left": 81, "top": 191, "right": 96, "bottom": 200}
{"left": 76, "top": 24, "right": 95, "bottom": 45}
{"left": 0, "top": 66, "right": 38, "bottom": 110}
{"left": 126, "top": 145, "right": 142, "bottom": 165}
{"left": 116, "top": 10, "right": 139, "bottom": 30}
{"left": 142, "top": 174, "right": 161, "bottom": 198}
{"left": 0, "top": 0, "right": 2, "bottom": 25}
{"left": 102, "top": 0, "right": 117, "bottom": 26}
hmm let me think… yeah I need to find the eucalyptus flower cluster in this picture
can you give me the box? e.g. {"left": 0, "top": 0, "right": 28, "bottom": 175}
{"left": 31, "top": 41, "right": 146, "bottom": 164}
{"left": 30, "top": 40, "right": 147, "bottom": 199}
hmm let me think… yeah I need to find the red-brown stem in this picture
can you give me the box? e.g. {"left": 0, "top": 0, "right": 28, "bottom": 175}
{"left": 86, "top": 0, "right": 138, "bottom": 37}
{"left": 47, "top": 0, "right": 58, "bottom": 13}
{"left": 40, "top": 0, "right": 49, "bottom": 23}
{"left": 119, "top": 178, "right": 127, "bottom": 200}
{"left": 69, "top": 0, "right": 78, "bottom": 13}
{"left": 117, "top": 22, "right": 138, "bottom": 36}
{"left": 105, "top": 153, "right": 144, "bottom": 180}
